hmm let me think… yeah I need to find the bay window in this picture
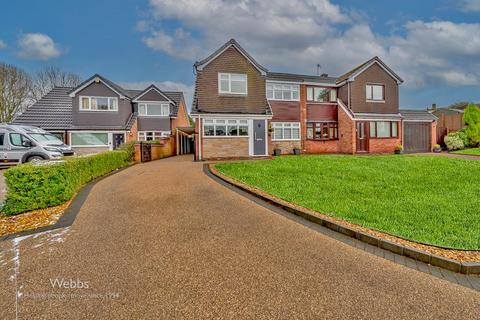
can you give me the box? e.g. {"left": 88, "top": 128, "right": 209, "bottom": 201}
{"left": 366, "top": 84, "right": 384, "bottom": 101}
{"left": 307, "top": 122, "right": 338, "bottom": 140}
{"left": 272, "top": 122, "right": 300, "bottom": 141}
{"left": 369, "top": 121, "right": 398, "bottom": 138}
{"left": 218, "top": 73, "right": 247, "bottom": 94}
{"left": 203, "top": 119, "right": 249, "bottom": 137}
{"left": 138, "top": 103, "right": 169, "bottom": 116}
{"left": 266, "top": 83, "right": 300, "bottom": 101}
{"left": 80, "top": 96, "right": 118, "bottom": 111}
{"left": 306, "top": 87, "right": 337, "bottom": 103}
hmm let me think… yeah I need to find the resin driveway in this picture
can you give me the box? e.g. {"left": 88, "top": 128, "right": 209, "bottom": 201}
{"left": 0, "top": 155, "right": 479, "bottom": 319}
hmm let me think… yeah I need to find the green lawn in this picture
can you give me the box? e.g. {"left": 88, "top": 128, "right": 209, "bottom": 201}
{"left": 215, "top": 155, "right": 480, "bottom": 250}
{"left": 452, "top": 148, "right": 480, "bottom": 155}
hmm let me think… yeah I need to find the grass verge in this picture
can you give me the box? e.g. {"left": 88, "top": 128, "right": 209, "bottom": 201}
{"left": 215, "top": 155, "right": 480, "bottom": 250}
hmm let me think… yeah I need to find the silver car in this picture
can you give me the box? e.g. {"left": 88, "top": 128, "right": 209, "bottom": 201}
{"left": 0, "top": 124, "right": 74, "bottom": 165}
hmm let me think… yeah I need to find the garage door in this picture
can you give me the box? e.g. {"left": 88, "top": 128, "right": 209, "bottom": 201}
{"left": 404, "top": 122, "right": 431, "bottom": 153}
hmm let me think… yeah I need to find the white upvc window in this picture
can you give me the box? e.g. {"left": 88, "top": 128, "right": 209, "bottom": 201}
{"left": 272, "top": 122, "right": 301, "bottom": 141}
{"left": 80, "top": 96, "right": 118, "bottom": 111}
{"left": 366, "top": 84, "right": 384, "bottom": 102}
{"left": 138, "top": 103, "right": 169, "bottom": 116}
{"left": 218, "top": 73, "right": 247, "bottom": 95}
{"left": 71, "top": 132, "right": 109, "bottom": 146}
{"left": 203, "top": 119, "right": 249, "bottom": 137}
{"left": 306, "top": 87, "right": 337, "bottom": 103}
{"left": 137, "top": 131, "right": 171, "bottom": 141}
{"left": 266, "top": 83, "right": 300, "bottom": 101}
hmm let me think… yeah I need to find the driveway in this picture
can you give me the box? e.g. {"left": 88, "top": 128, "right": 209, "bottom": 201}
{"left": 0, "top": 155, "right": 479, "bottom": 319}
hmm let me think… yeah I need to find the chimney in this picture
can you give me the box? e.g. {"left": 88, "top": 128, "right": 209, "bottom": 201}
{"left": 431, "top": 103, "right": 437, "bottom": 111}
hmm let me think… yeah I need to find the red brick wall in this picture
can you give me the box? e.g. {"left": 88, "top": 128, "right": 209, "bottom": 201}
{"left": 338, "top": 106, "right": 355, "bottom": 154}
{"left": 300, "top": 85, "right": 308, "bottom": 152}
{"left": 126, "top": 117, "right": 138, "bottom": 142}
{"left": 305, "top": 140, "right": 339, "bottom": 153}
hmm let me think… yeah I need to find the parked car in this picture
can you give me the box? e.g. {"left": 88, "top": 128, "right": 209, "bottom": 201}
{"left": 0, "top": 124, "right": 74, "bottom": 166}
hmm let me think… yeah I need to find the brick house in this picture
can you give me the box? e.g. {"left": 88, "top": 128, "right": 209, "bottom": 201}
{"left": 13, "top": 74, "right": 190, "bottom": 154}
{"left": 192, "top": 39, "right": 437, "bottom": 160}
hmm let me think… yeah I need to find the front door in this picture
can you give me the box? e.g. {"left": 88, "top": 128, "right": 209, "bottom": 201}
{"left": 356, "top": 122, "right": 369, "bottom": 152}
{"left": 253, "top": 120, "right": 266, "bottom": 156}
{"left": 113, "top": 134, "right": 125, "bottom": 150}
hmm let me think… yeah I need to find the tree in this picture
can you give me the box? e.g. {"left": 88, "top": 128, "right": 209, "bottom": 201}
{"left": 31, "top": 66, "right": 81, "bottom": 102}
{"left": 463, "top": 103, "right": 480, "bottom": 146}
{"left": 0, "top": 63, "right": 32, "bottom": 123}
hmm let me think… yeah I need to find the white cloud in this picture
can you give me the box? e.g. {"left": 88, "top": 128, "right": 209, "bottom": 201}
{"left": 119, "top": 81, "right": 195, "bottom": 111}
{"left": 17, "top": 33, "right": 61, "bottom": 60}
{"left": 0, "top": 40, "right": 6, "bottom": 49}
{"left": 143, "top": 28, "right": 201, "bottom": 60}
{"left": 461, "top": 0, "right": 480, "bottom": 12}
{"left": 139, "top": 0, "right": 480, "bottom": 88}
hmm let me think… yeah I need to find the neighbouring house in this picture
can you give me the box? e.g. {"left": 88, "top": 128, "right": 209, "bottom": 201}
{"left": 13, "top": 74, "right": 190, "bottom": 154}
{"left": 192, "top": 39, "right": 438, "bottom": 160}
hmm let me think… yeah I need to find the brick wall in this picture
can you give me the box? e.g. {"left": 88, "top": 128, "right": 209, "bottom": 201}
{"left": 196, "top": 46, "right": 267, "bottom": 114}
{"left": 126, "top": 117, "right": 138, "bottom": 142}
{"left": 338, "top": 106, "right": 355, "bottom": 154}
{"left": 369, "top": 138, "right": 400, "bottom": 153}
{"left": 300, "top": 85, "right": 307, "bottom": 152}
{"left": 271, "top": 140, "right": 301, "bottom": 154}
{"left": 349, "top": 63, "right": 399, "bottom": 114}
{"left": 202, "top": 137, "right": 249, "bottom": 159}
{"left": 305, "top": 140, "right": 339, "bottom": 153}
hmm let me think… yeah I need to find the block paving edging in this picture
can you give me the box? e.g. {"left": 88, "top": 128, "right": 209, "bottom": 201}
{"left": 208, "top": 164, "right": 480, "bottom": 275}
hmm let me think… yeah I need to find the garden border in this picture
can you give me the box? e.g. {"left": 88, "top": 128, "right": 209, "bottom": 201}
{"left": 207, "top": 163, "right": 480, "bottom": 275}
{"left": 0, "top": 165, "right": 132, "bottom": 241}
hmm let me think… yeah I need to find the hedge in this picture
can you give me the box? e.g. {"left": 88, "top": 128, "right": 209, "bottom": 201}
{"left": 2, "top": 150, "right": 130, "bottom": 215}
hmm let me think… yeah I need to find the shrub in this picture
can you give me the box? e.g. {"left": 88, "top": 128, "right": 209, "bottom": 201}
{"left": 395, "top": 144, "right": 403, "bottom": 151}
{"left": 117, "top": 141, "right": 136, "bottom": 161}
{"left": 464, "top": 103, "right": 480, "bottom": 146}
{"left": 444, "top": 133, "right": 465, "bottom": 151}
{"left": 2, "top": 151, "right": 130, "bottom": 215}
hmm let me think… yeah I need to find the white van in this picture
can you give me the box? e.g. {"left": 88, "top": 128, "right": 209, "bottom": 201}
{"left": 0, "top": 124, "right": 74, "bottom": 165}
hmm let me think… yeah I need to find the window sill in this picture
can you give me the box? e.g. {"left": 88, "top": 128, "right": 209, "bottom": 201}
{"left": 79, "top": 110, "right": 118, "bottom": 112}
{"left": 218, "top": 93, "right": 248, "bottom": 97}
{"left": 307, "top": 139, "right": 338, "bottom": 141}
{"left": 268, "top": 98, "right": 300, "bottom": 102}
{"left": 272, "top": 139, "right": 301, "bottom": 142}
{"left": 202, "top": 135, "right": 249, "bottom": 139}
{"left": 306, "top": 101, "right": 337, "bottom": 104}
{"left": 366, "top": 100, "right": 385, "bottom": 103}
{"left": 370, "top": 136, "right": 399, "bottom": 139}
{"left": 138, "top": 115, "right": 170, "bottom": 118}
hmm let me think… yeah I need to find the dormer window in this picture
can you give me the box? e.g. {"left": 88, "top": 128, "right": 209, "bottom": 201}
{"left": 138, "top": 103, "right": 170, "bottom": 117}
{"left": 218, "top": 73, "right": 247, "bottom": 95}
{"left": 80, "top": 96, "right": 118, "bottom": 111}
{"left": 366, "top": 84, "right": 384, "bottom": 102}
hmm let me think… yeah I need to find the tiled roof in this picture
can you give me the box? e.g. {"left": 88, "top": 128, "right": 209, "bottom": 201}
{"left": 13, "top": 77, "right": 186, "bottom": 131}
{"left": 400, "top": 109, "right": 438, "bottom": 121}
{"left": 336, "top": 56, "right": 403, "bottom": 84}
{"left": 194, "top": 39, "right": 268, "bottom": 74}
{"left": 267, "top": 72, "right": 337, "bottom": 84}
{"left": 12, "top": 87, "right": 72, "bottom": 130}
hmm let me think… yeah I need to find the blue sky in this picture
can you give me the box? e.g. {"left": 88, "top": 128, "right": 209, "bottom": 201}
{"left": 1, "top": 0, "right": 480, "bottom": 109}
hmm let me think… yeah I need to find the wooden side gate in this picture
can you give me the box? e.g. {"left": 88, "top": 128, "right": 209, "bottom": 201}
{"left": 140, "top": 142, "right": 152, "bottom": 162}
{"left": 404, "top": 122, "right": 431, "bottom": 153}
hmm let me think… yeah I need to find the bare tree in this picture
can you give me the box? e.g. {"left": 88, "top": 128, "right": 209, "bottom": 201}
{"left": 31, "top": 66, "right": 81, "bottom": 102}
{"left": 0, "top": 63, "right": 32, "bottom": 123}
